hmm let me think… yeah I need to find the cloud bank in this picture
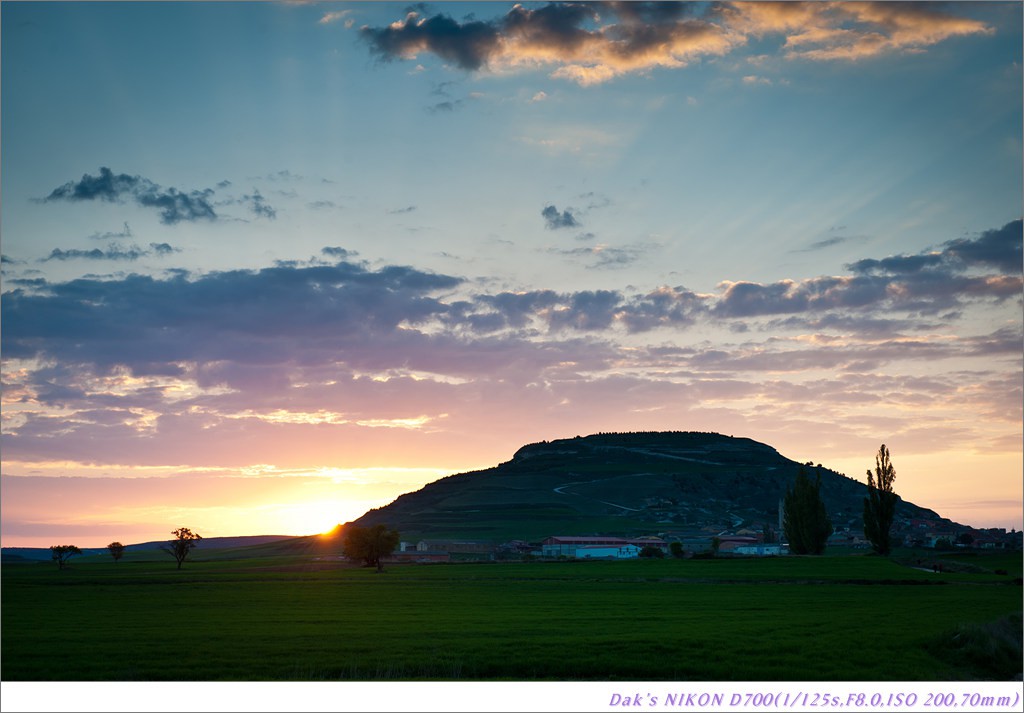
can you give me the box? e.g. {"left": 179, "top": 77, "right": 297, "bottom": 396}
{"left": 358, "top": 2, "right": 993, "bottom": 84}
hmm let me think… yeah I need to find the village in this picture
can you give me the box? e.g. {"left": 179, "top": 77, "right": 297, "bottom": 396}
{"left": 386, "top": 518, "right": 1023, "bottom": 564}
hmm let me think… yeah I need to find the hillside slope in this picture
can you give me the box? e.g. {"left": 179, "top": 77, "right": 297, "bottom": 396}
{"left": 354, "top": 431, "right": 945, "bottom": 541}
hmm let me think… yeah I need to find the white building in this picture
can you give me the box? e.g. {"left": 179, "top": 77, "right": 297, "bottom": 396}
{"left": 572, "top": 545, "right": 642, "bottom": 559}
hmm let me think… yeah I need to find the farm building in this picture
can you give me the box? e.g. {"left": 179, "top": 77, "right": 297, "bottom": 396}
{"left": 732, "top": 544, "right": 785, "bottom": 556}
{"left": 541, "top": 536, "right": 668, "bottom": 558}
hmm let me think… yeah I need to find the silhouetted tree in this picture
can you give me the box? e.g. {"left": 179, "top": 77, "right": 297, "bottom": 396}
{"left": 50, "top": 545, "right": 82, "bottom": 570}
{"left": 863, "top": 444, "right": 898, "bottom": 555}
{"left": 343, "top": 524, "right": 400, "bottom": 573}
{"left": 161, "top": 527, "right": 202, "bottom": 569}
{"left": 783, "top": 467, "right": 833, "bottom": 555}
{"left": 669, "top": 542, "right": 684, "bottom": 559}
{"left": 639, "top": 545, "right": 665, "bottom": 558}
{"left": 107, "top": 541, "right": 125, "bottom": 563}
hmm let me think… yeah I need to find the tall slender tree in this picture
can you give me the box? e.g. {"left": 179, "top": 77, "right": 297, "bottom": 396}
{"left": 783, "top": 467, "right": 833, "bottom": 555}
{"left": 864, "top": 443, "right": 898, "bottom": 555}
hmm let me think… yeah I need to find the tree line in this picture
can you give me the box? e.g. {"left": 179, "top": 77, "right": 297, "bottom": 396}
{"left": 49, "top": 527, "right": 203, "bottom": 569}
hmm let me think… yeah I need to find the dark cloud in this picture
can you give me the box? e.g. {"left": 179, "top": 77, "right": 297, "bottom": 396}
{"left": 449, "top": 284, "right": 706, "bottom": 335}
{"left": 542, "top": 204, "right": 579, "bottom": 229}
{"left": 44, "top": 167, "right": 140, "bottom": 202}
{"left": 717, "top": 222, "right": 1023, "bottom": 319}
{"left": 43, "top": 167, "right": 217, "bottom": 225}
{"left": 150, "top": 243, "right": 178, "bottom": 256}
{"left": 321, "top": 246, "right": 359, "bottom": 260}
{"left": 605, "top": 2, "right": 694, "bottom": 25}
{"left": 942, "top": 219, "right": 1022, "bottom": 274}
{"left": 308, "top": 200, "right": 340, "bottom": 210}
{"left": 547, "top": 289, "right": 622, "bottom": 331}
{"left": 847, "top": 253, "right": 945, "bottom": 275}
{"left": 360, "top": 10, "right": 501, "bottom": 71}
{"left": 242, "top": 190, "right": 277, "bottom": 220}
{"left": 617, "top": 286, "right": 706, "bottom": 332}
{"left": 792, "top": 235, "right": 863, "bottom": 253}
{"left": 472, "top": 289, "right": 562, "bottom": 329}
{"left": 41, "top": 243, "right": 181, "bottom": 262}
{"left": 388, "top": 206, "right": 417, "bottom": 214}
{"left": 1, "top": 260, "right": 465, "bottom": 379}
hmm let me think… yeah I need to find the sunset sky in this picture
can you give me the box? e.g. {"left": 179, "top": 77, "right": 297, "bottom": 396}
{"left": 2, "top": 1, "right": 1021, "bottom": 548}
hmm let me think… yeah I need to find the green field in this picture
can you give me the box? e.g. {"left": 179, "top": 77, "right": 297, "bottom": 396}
{"left": 2, "top": 551, "right": 1020, "bottom": 681}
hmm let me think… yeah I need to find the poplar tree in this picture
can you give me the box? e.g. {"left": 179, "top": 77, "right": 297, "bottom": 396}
{"left": 783, "top": 467, "right": 833, "bottom": 555}
{"left": 864, "top": 444, "right": 898, "bottom": 555}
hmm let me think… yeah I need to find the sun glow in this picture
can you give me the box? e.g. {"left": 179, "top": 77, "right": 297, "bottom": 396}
{"left": 266, "top": 499, "right": 358, "bottom": 537}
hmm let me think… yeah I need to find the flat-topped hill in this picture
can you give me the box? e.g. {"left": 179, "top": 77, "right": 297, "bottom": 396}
{"left": 354, "top": 431, "right": 946, "bottom": 541}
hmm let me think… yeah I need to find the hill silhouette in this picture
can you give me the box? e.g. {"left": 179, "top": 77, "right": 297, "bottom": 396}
{"left": 353, "top": 431, "right": 947, "bottom": 541}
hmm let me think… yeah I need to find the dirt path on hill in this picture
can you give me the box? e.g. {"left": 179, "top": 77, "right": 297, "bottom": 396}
{"left": 553, "top": 475, "right": 644, "bottom": 512}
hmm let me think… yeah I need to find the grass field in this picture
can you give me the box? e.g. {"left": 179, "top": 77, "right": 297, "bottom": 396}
{"left": 2, "top": 550, "right": 1020, "bottom": 681}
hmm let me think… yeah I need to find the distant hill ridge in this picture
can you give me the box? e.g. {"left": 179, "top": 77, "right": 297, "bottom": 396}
{"left": 1, "top": 535, "right": 293, "bottom": 562}
{"left": 354, "top": 431, "right": 951, "bottom": 541}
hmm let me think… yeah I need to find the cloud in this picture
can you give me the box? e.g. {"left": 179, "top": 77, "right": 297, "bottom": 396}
{"left": 941, "top": 219, "right": 1023, "bottom": 274}
{"left": 1, "top": 259, "right": 467, "bottom": 378}
{"left": 721, "top": 1, "right": 994, "bottom": 62}
{"left": 848, "top": 219, "right": 1022, "bottom": 276}
{"left": 388, "top": 206, "right": 417, "bottom": 215}
{"left": 551, "top": 244, "right": 643, "bottom": 269}
{"left": 360, "top": 3, "right": 740, "bottom": 85}
{"left": 321, "top": 246, "right": 358, "bottom": 260}
{"left": 358, "top": 2, "right": 993, "bottom": 84}
{"left": 87, "top": 222, "right": 134, "bottom": 241}
{"left": 43, "top": 167, "right": 217, "bottom": 225}
{"left": 360, "top": 10, "right": 501, "bottom": 71}
{"left": 308, "top": 200, "right": 340, "bottom": 210}
{"left": 41, "top": 243, "right": 181, "bottom": 262}
{"left": 792, "top": 235, "right": 863, "bottom": 253}
{"left": 241, "top": 190, "right": 277, "bottom": 220}
{"left": 542, "top": 204, "right": 579, "bottom": 229}
{"left": 714, "top": 221, "right": 1023, "bottom": 319}
{"left": 319, "top": 10, "right": 352, "bottom": 26}
{"left": 3, "top": 221, "right": 1020, "bottom": 491}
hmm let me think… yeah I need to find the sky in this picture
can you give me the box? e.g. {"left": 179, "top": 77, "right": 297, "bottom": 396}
{"left": 1, "top": 1, "right": 1021, "bottom": 548}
